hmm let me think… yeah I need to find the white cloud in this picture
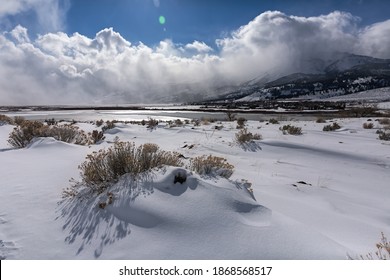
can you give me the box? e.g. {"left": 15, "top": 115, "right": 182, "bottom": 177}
{"left": 357, "top": 19, "right": 390, "bottom": 59}
{"left": 185, "top": 41, "right": 213, "bottom": 53}
{"left": 0, "top": 0, "right": 68, "bottom": 32}
{"left": 0, "top": 10, "right": 390, "bottom": 105}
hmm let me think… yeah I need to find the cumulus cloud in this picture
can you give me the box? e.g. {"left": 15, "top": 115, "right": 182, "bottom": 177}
{"left": 185, "top": 41, "right": 213, "bottom": 53}
{"left": 1, "top": 10, "right": 390, "bottom": 105}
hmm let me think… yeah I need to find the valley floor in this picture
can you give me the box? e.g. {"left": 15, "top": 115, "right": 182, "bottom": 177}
{"left": 0, "top": 115, "right": 389, "bottom": 259}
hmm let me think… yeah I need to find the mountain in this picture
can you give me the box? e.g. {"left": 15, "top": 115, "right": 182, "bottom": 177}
{"left": 207, "top": 53, "right": 390, "bottom": 102}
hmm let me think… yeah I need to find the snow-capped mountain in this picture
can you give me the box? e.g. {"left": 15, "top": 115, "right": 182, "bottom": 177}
{"left": 207, "top": 53, "right": 390, "bottom": 102}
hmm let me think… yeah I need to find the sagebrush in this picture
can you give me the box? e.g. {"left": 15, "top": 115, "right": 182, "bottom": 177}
{"left": 189, "top": 155, "right": 234, "bottom": 179}
{"left": 74, "top": 142, "right": 183, "bottom": 194}
{"left": 323, "top": 122, "right": 341, "bottom": 131}
{"left": 279, "top": 124, "right": 302, "bottom": 135}
{"left": 8, "top": 120, "right": 91, "bottom": 148}
{"left": 235, "top": 128, "right": 262, "bottom": 143}
{"left": 0, "top": 114, "right": 14, "bottom": 125}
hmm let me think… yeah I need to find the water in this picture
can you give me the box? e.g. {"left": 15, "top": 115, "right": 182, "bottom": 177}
{"left": 2, "top": 108, "right": 320, "bottom": 122}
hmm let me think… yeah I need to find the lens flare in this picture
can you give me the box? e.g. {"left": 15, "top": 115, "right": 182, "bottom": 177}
{"left": 159, "top": 15, "right": 166, "bottom": 25}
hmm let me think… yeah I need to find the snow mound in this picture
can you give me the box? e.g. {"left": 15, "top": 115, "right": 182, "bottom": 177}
{"left": 26, "top": 137, "right": 77, "bottom": 150}
{"left": 59, "top": 167, "right": 275, "bottom": 259}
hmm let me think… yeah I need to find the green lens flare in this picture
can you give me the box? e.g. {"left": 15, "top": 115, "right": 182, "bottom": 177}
{"left": 159, "top": 15, "right": 166, "bottom": 25}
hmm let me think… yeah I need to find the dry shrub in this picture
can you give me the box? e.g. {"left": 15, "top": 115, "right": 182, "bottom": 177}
{"left": 236, "top": 117, "right": 247, "bottom": 129}
{"left": 8, "top": 120, "right": 45, "bottom": 148}
{"left": 0, "top": 114, "right": 14, "bottom": 125}
{"left": 268, "top": 118, "right": 279, "bottom": 124}
{"left": 95, "top": 119, "right": 104, "bottom": 127}
{"left": 316, "top": 117, "right": 326, "bottom": 123}
{"left": 323, "top": 122, "right": 341, "bottom": 131}
{"left": 45, "top": 118, "right": 57, "bottom": 125}
{"left": 363, "top": 122, "right": 374, "bottom": 129}
{"left": 147, "top": 118, "right": 158, "bottom": 129}
{"left": 279, "top": 124, "right": 302, "bottom": 135}
{"left": 378, "top": 131, "right": 390, "bottom": 141}
{"left": 8, "top": 121, "right": 90, "bottom": 148}
{"left": 190, "top": 155, "right": 234, "bottom": 179}
{"left": 89, "top": 130, "right": 105, "bottom": 144}
{"left": 47, "top": 124, "right": 90, "bottom": 145}
{"left": 201, "top": 117, "right": 210, "bottom": 125}
{"left": 102, "top": 120, "right": 116, "bottom": 132}
{"left": 378, "top": 118, "right": 390, "bottom": 125}
{"left": 359, "top": 232, "right": 390, "bottom": 260}
{"left": 235, "top": 128, "right": 262, "bottom": 144}
{"left": 174, "top": 119, "right": 183, "bottom": 126}
{"left": 191, "top": 119, "right": 201, "bottom": 126}
{"left": 226, "top": 111, "right": 236, "bottom": 121}
{"left": 77, "top": 142, "right": 183, "bottom": 193}
{"left": 13, "top": 116, "right": 25, "bottom": 125}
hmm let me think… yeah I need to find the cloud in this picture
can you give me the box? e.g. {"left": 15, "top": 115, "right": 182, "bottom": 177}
{"left": 357, "top": 19, "right": 390, "bottom": 59}
{"left": 0, "top": 0, "right": 68, "bottom": 32}
{"left": 0, "top": 10, "right": 390, "bottom": 105}
{"left": 185, "top": 41, "right": 213, "bottom": 53}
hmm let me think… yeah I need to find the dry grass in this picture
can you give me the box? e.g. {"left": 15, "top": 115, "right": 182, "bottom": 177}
{"left": 235, "top": 128, "right": 262, "bottom": 144}
{"left": 75, "top": 142, "right": 183, "bottom": 194}
{"left": 359, "top": 232, "right": 390, "bottom": 260}
{"left": 189, "top": 155, "right": 234, "bottom": 179}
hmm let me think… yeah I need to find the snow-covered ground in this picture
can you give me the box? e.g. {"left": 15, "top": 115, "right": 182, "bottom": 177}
{"left": 324, "top": 87, "right": 390, "bottom": 103}
{"left": 0, "top": 115, "right": 389, "bottom": 259}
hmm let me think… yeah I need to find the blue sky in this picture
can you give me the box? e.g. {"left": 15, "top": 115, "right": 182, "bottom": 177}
{"left": 2, "top": 0, "right": 390, "bottom": 46}
{"left": 0, "top": 0, "right": 389, "bottom": 105}
{"left": 67, "top": 0, "right": 390, "bottom": 46}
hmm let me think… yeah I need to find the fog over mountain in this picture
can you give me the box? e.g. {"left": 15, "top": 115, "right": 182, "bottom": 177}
{"left": 1, "top": 7, "right": 390, "bottom": 105}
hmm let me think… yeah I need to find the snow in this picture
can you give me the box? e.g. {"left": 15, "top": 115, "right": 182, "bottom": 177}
{"left": 0, "top": 116, "right": 389, "bottom": 259}
{"left": 324, "top": 87, "right": 390, "bottom": 102}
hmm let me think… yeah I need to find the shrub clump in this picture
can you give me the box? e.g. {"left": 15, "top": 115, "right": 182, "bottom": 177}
{"left": 268, "top": 118, "right": 279, "bottom": 124}
{"left": 0, "top": 114, "right": 14, "bottom": 125}
{"left": 279, "top": 124, "right": 302, "bottom": 135}
{"left": 8, "top": 121, "right": 90, "bottom": 148}
{"left": 323, "top": 122, "right": 341, "bottom": 131}
{"left": 363, "top": 122, "right": 374, "bottom": 129}
{"left": 147, "top": 118, "right": 159, "bottom": 129}
{"left": 359, "top": 232, "right": 390, "bottom": 260}
{"left": 235, "top": 128, "right": 262, "bottom": 144}
{"left": 189, "top": 155, "right": 234, "bottom": 179}
{"left": 102, "top": 120, "right": 116, "bottom": 132}
{"left": 316, "top": 117, "right": 326, "bottom": 123}
{"left": 236, "top": 117, "right": 247, "bottom": 129}
{"left": 76, "top": 142, "right": 183, "bottom": 193}
{"left": 378, "top": 118, "right": 390, "bottom": 125}
{"left": 89, "top": 130, "right": 105, "bottom": 144}
{"left": 95, "top": 119, "right": 104, "bottom": 127}
{"left": 378, "top": 131, "right": 390, "bottom": 141}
